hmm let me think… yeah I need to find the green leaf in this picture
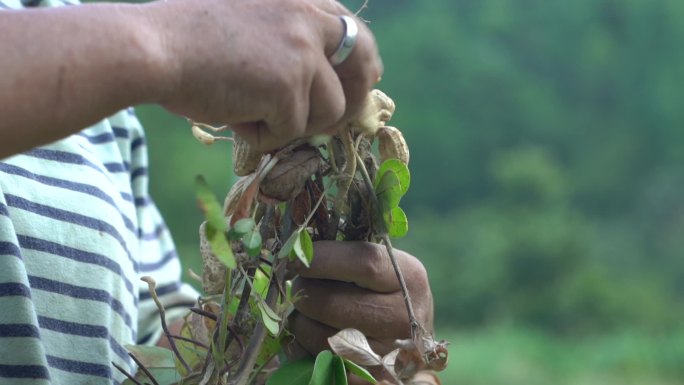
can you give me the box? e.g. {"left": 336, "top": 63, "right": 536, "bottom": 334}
{"left": 278, "top": 229, "right": 300, "bottom": 259}
{"left": 375, "top": 170, "right": 403, "bottom": 214}
{"left": 124, "top": 345, "right": 175, "bottom": 368}
{"left": 310, "top": 350, "right": 334, "bottom": 385}
{"left": 228, "top": 217, "right": 256, "bottom": 240}
{"left": 258, "top": 297, "right": 282, "bottom": 321}
{"left": 174, "top": 323, "right": 207, "bottom": 376}
{"left": 233, "top": 217, "right": 255, "bottom": 235}
{"left": 242, "top": 226, "right": 263, "bottom": 257}
{"left": 205, "top": 225, "right": 236, "bottom": 269}
{"left": 257, "top": 299, "right": 281, "bottom": 336}
{"left": 386, "top": 206, "right": 409, "bottom": 238}
{"left": 261, "top": 308, "right": 280, "bottom": 336}
{"left": 295, "top": 230, "right": 314, "bottom": 268}
{"left": 121, "top": 367, "right": 181, "bottom": 385}
{"left": 333, "top": 356, "right": 348, "bottom": 385}
{"left": 195, "top": 176, "right": 226, "bottom": 232}
{"left": 258, "top": 333, "right": 282, "bottom": 366}
{"left": 253, "top": 267, "right": 270, "bottom": 297}
{"left": 196, "top": 176, "right": 236, "bottom": 269}
{"left": 343, "top": 359, "right": 377, "bottom": 384}
{"left": 266, "top": 357, "right": 315, "bottom": 385}
{"left": 375, "top": 159, "right": 410, "bottom": 196}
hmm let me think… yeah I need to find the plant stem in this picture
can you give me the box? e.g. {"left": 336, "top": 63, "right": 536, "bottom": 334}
{"left": 381, "top": 234, "right": 419, "bottom": 340}
{"left": 227, "top": 261, "right": 287, "bottom": 385}
{"left": 190, "top": 307, "right": 218, "bottom": 321}
{"left": 337, "top": 128, "right": 357, "bottom": 209}
{"left": 169, "top": 334, "right": 210, "bottom": 350}
{"left": 354, "top": 153, "right": 420, "bottom": 341}
{"left": 141, "top": 276, "right": 191, "bottom": 374}
{"left": 227, "top": 205, "right": 295, "bottom": 385}
{"left": 112, "top": 362, "right": 144, "bottom": 385}
{"left": 128, "top": 352, "right": 160, "bottom": 385}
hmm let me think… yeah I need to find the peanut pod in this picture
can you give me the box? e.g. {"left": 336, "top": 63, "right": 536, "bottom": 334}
{"left": 377, "top": 125, "right": 410, "bottom": 165}
{"left": 232, "top": 134, "right": 263, "bottom": 176}
{"left": 259, "top": 148, "right": 321, "bottom": 202}
{"left": 352, "top": 89, "right": 396, "bottom": 135}
{"left": 199, "top": 221, "right": 227, "bottom": 295}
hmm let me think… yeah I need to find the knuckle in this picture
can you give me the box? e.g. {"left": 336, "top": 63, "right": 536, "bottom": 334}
{"left": 361, "top": 243, "right": 390, "bottom": 280}
{"left": 402, "top": 251, "right": 430, "bottom": 292}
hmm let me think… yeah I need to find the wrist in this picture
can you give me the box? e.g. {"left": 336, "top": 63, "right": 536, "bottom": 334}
{"left": 121, "top": 1, "right": 182, "bottom": 105}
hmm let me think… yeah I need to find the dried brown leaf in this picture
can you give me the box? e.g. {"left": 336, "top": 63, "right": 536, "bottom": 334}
{"left": 382, "top": 348, "right": 400, "bottom": 377}
{"left": 327, "top": 328, "right": 382, "bottom": 367}
{"left": 416, "top": 329, "right": 449, "bottom": 372}
{"left": 260, "top": 148, "right": 320, "bottom": 202}
{"left": 291, "top": 189, "right": 311, "bottom": 226}
{"left": 231, "top": 155, "right": 274, "bottom": 226}
{"left": 394, "top": 342, "right": 423, "bottom": 380}
{"left": 223, "top": 176, "right": 250, "bottom": 217}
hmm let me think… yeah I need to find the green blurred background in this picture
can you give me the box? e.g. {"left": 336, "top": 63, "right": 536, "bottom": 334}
{"left": 133, "top": 1, "right": 684, "bottom": 384}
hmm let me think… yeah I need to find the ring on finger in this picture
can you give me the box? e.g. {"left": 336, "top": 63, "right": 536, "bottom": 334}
{"left": 329, "top": 15, "right": 358, "bottom": 66}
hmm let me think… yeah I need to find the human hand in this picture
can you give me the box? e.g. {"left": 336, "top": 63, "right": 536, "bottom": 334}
{"left": 286, "top": 241, "right": 434, "bottom": 384}
{"left": 146, "top": 0, "right": 383, "bottom": 151}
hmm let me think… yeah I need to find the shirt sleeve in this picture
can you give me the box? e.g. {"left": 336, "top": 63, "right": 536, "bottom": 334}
{"left": 113, "top": 109, "right": 200, "bottom": 345}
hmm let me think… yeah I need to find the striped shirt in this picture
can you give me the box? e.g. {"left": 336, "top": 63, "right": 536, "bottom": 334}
{"left": 0, "top": 1, "right": 198, "bottom": 384}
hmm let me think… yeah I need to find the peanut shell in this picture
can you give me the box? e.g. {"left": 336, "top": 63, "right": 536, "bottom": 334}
{"left": 199, "top": 221, "right": 227, "bottom": 295}
{"left": 223, "top": 176, "right": 250, "bottom": 216}
{"left": 352, "top": 89, "right": 396, "bottom": 135}
{"left": 377, "top": 125, "right": 410, "bottom": 165}
{"left": 232, "top": 134, "right": 263, "bottom": 176}
{"left": 260, "top": 148, "right": 320, "bottom": 202}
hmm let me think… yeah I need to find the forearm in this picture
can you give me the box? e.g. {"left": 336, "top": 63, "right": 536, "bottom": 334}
{"left": 0, "top": 0, "right": 383, "bottom": 158}
{"left": 0, "top": 3, "right": 172, "bottom": 158}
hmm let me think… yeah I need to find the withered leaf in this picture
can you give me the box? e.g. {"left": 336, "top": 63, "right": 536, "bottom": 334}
{"left": 291, "top": 190, "right": 311, "bottom": 226}
{"left": 416, "top": 329, "right": 449, "bottom": 372}
{"left": 232, "top": 174, "right": 262, "bottom": 226}
{"left": 381, "top": 348, "right": 400, "bottom": 376}
{"left": 260, "top": 148, "right": 320, "bottom": 202}
{"left": 231, "top": 154, "right": 274, "bottom": 226}
{"left": 327, "top": 328, "right": 382, "bottom": 367}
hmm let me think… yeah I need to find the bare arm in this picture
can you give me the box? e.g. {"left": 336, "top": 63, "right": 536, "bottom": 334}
{"left": 0, "top": 3, "right": 169, "bottom": 158}
{"left": 0, "top": 0, "right": 382, "bottom": 159}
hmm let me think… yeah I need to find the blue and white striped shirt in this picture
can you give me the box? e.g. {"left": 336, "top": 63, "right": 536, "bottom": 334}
{"left": 0, "top": 2, "right": 198, "bottom": 383}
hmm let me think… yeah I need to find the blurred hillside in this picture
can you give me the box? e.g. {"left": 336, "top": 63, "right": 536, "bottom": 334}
{"left": 136, "top": 0, "right": 684, "bottom": 383}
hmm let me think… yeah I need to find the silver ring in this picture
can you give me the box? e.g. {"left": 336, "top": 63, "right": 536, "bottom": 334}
{"left": 329, "top": 15, "right": 358, "bottom": 66}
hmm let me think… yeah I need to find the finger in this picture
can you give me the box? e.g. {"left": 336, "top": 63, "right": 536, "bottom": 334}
{"left": 328, "top": 11, "right": 383, "bottom": 122}
{"left": 229, "top": 121, "right": 286, "bottom": 152}
{"left": 288, "top": 311, "right": 394, "bottom": 356}
{"left": 281, "top": 336, "right": 310, "bottom": 362}
{"left": 292, "top": 278, "right": 411, "bottom": 340}
{"left": 314, "top": 3, "right": 382, "bottom": 124}
{"left": 335, "top": 20, "right": 383, "bottom": 121}
{"left": 306, "top": 57, "right": 346, "bottom": 134}
{"left": 265, "top": 70, "right": 312, "bottom": 144}
{"left": 288, "top": 310, "right": 337, "bottom": 355}
{"left": 289, "top": 241, "right": 427, "bottom": 294}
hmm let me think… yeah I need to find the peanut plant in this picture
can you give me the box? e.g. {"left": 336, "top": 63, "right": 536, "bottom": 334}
{"left": 117, "top": 90, "right": 448, "bottom": 385}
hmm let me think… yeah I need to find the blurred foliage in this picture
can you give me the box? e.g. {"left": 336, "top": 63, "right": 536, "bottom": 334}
{"left": 137, "top": 0, "right": 684, "bottom": 346}
{"left": 440, "top": 326, "right": 684, "bottom": 385}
